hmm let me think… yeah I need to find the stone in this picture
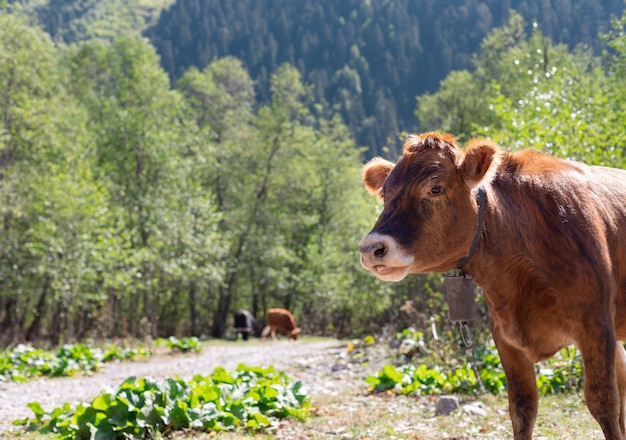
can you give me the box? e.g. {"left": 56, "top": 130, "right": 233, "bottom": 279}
{"left": 436, "top": 395, "right": 460, "bottom": 415}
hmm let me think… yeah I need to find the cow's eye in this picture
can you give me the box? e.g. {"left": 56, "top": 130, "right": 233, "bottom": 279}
{"left": 429, "top": 185, "right": 443, "bottom": 196}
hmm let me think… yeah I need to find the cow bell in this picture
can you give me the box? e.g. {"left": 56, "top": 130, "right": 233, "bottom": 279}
{"left": 444, "top": 272, "right": 476, "bottom": 323}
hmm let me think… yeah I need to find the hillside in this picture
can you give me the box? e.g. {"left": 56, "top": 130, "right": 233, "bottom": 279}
{"left": 9, "top": 0, "right": 175, "bottom": 42}
{"left": 6, "top": 0, "right": 625, "bottom": 155}
{"left": 144, "top": 0, "right": 626, "bottom": 155}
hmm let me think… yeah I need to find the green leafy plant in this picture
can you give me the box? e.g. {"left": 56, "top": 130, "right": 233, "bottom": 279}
{"left": 366, "top": 344, "right": 585, "bottom": 397}
{"left": 101, "top": 345, "right": 151, "bottom": 363}
{"left": 15, "top": 364, "right": 310, "bottom": 438}
{"left": 0, "top": 343, "right": 151, "bottom": 382}
{"left": 536, "top": 347, "right": 584, "bottom": 395}
{"left": 155, "top": 336, "right": 202, "bottom": 353}
{"left": 366, "top": 363, "right": 483, "bottom": 395}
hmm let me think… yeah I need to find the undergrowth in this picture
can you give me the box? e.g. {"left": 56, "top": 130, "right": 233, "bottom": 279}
{"left": 15, "top": 364, "right": 309, "bottom": 439}
{"left": 358, "top": 327, "right": 584, "bottom": 396}
{"left": 0, "top": 343, "right": 151, "bottom": 382}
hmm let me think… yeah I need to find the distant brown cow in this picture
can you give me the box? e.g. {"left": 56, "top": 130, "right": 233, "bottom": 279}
{"left": 262, "top": 308, "right": 301, "bottom": 341}
{"left": 358, "top": 132, "right": 626, "bottom": 440}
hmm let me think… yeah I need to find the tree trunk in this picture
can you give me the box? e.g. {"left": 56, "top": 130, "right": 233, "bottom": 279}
{"left": 0, "top": 297, "right": 23, "bottom": 345}
{"left": 189, "top": 281, "right": 198, "bottom": 336}
{"left": 25, "top": 277, "right": 51, "bottom": 341}
{"left": 106, "top": 288, "right": 118, "bottom": 338}
{"left": 143, "top": 288, "right": 156, "bottom": 338}
{"left": 49, "top": 300, "right": 63, "bottom": 345}
{"left": 211, "top": 284, "right": 232, "bottom": 338}
{"left": 142, "top": 262, "right": 157, "bottom": 338}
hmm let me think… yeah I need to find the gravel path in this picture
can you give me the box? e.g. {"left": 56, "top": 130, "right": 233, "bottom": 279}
{"left": 0, "top": 339, "right": 349, "bottom": 435}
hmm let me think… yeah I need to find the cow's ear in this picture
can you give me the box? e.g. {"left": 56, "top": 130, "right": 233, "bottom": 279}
{"left": 362, "top": 157, "right": 394, "bottom": 200}
{"left": 458, "top": 139, "right": 501, "bottom": 188}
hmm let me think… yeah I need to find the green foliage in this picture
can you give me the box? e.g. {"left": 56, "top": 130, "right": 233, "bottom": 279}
{"left": 0, "top": 11, "right": 386, "bottom": 343}
{"left": 535, "top": 347, "right": 584, "bottom": 395}
{"left": 366, "top": 362, "right": 483, "bottom": 396}
{"left": 416, "top": 70, "right": 492, "bottom": 142}
{"left": 16, "top": 364, "right": 310, "bottom": 438}
{"left": 0, "top": 343, "right": 150, "bottom": 382}
{"left": 11, "top": 0, "right": 625, "bottom": 154}
{"left": 2, "top": 2, "right": 624, "bottom": 351}
{"left": 30, "top": 0, "right": 176, "bottom": 43}
{"left": 416, "top": 10, "right": 626, "bottom": 167}
{"left": 155, "top": 336, "right": 202, "bottom": 353}
{"left": 366, "top": 344, "right": 585, "bottom": 397}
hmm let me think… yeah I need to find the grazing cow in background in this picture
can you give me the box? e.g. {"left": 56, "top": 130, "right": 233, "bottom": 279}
{"left": 233, "top": 309, "right": 255, "bottom": 341}
{"left": 358, "top": 132, "right": 626, "bottom": 440}
{"left": 262, "top": 308, "right": 301, "bottom": 341}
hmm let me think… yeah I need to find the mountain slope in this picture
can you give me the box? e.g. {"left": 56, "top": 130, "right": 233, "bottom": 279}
{"left": 144, "top": 0, "right": 625, "bottom": 155}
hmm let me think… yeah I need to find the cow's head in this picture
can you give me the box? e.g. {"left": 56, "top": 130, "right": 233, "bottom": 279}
{"left": 290, "top": 327, "right": 301, "bottom": 340}
{"left": 358, "top": 132, "right": 500, "bottom": 282}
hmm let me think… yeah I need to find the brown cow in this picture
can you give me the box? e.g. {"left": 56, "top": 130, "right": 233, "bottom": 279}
{"left": 359, "top": 132, "right": 626, "bottom": 440}
{"left": 261, "top": 308, "right": 301, "bottom": 341}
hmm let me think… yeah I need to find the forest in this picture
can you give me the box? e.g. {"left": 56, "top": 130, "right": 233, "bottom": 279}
{"left": 23, "top": 0, "right": 626, "bottom": 155}
{"left": 0, "top": 2, "right": 625, "bottom": 349}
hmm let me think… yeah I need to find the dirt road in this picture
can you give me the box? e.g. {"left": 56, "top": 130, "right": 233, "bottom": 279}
{"left": 0, "top": 339, "right": 350, "bottom": 436}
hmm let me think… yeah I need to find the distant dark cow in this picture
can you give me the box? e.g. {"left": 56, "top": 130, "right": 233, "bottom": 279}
{"left": 358, "top": 132, "right": 626, "bottom": 440}
{"left": 262, "top": 308, "right": 301, "bottom": 341}
{"left": 233, "top": 309, "right": 255, "bottom": 341}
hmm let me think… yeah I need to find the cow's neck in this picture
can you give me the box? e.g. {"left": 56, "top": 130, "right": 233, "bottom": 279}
{"left": 456, "top": 187, "right": 487, "bottom": 272}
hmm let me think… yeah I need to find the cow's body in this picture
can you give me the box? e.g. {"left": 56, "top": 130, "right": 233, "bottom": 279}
{"left": 233, "top": 309, "right": 255, "bottom": 341}
{"left": 358, "top": 132, "right": 626, "bottom": 440}
{"left": 262, "top": 308, "right": 301, "bottom": 340}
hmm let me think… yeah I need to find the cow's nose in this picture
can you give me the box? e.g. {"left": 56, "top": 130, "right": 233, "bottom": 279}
{"left": 359, "top": 235, "right": 388, "bottom": 266}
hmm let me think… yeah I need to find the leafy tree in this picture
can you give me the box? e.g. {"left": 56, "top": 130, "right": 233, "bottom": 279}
{"left": 33, "top": 0, "right": 176, "bottom": 43}
{"left": 416, "top": 70, "right": 490, "bottom": 142}
{"left": 145, "top": 0, "right": 625, "bottom": 156}
{"left": 0, "top": 14, "right": 98, "bottom": 343}
{"left": 205, "top": 64, "right": 313, "bottom": 337}
{"left": 67, "top": 36, "right": 193, "bottom": 338}
{"left": 600, "top": 10, "right": 626, "bottom": 167}
{"left": 177, "top": 57, "right": 256, "bottom": 336}
{"left": 416, "top": 10, "right": 623, "bottom": 167}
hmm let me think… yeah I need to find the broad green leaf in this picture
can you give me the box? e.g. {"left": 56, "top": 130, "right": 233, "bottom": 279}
{"left": 92, "top": 394, "right": 112, "bottom": 411}
{"left": 26, "top": 401, "right": 45, "bottom": 418}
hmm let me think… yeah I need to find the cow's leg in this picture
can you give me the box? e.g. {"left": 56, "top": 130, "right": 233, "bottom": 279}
{"left": 616, "top": 342, "right": 626, "bottom": 436}
{"left": 492, "top": 328, "right": 537, "bottom": 440}
{"left": 261, "top": 325, "right": 271, "bottom": 340}
{"left": 271, "top": 328, "right": 277, "bottom": 341}
{"left": 578, "top": 330, "right": 624, "bottom": 440}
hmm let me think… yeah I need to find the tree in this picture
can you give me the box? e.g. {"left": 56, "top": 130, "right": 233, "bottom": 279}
{"left": 67, "top": 36, "right": 190, "bottom": 338}
{"left": 177, "top": 57, "right": 256, "bottom": 336}
{"left": 0, "top": 14, "right": 111, "bottom": 343}
{"left": 600, "top": 10, "right": 626, "bottom": 167}
{"left": 416, "top": 70, "right": 490, "bottom": 142}
{"left": 204, "top": 64, "right": 312, "bottom": 337}
{"left": 415, "top": 10, "right": 620, "bottom": 166}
